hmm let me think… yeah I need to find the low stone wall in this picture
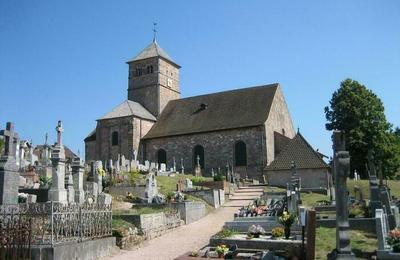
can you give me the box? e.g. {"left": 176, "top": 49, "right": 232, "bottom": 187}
{"left": 172, "top": 201, "right": 207, "bottom": 224}
{"left": 316, "top": 218, "right": 376, "bottom": 233}
{"left": 185, "top": 189, "right": 225, "bottom": 208}
{"left": 195, "top": 181, "right": 236, "bottom": 196}
{"left": 115, "top": 212, "right": 183, "bottom": 240}
{"left": 31, "top": 237, "right": 116, "bottom": 260}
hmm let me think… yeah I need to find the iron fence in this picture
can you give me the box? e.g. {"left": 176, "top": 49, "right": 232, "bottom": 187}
{"left": 0, "top": 202, "right": 112, "bottom": 246}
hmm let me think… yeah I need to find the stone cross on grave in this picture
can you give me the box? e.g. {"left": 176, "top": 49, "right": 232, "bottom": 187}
{"left": 0, "top": 122, "right": 19, "bottom": 158}
{"left": 56, "top": 120, "right": 64, "bottom": 146}
{"left": 0, "top": 122, "right": 20, "bottom": 204}
{"left": 329, "top": 130, "right": 356, "bottom": 259}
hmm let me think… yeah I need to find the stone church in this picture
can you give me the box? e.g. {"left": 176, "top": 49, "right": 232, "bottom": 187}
{"left": 85, "top": 39, "right": 297, "bottom": 179}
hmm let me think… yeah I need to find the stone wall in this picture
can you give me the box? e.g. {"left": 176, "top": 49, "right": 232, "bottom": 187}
{"left": 143, "top": 126, "right": 266, "bottom": 179}
{"left": 87, "top": 116, "right": 155, "bottom": 162}
{"left": 31, "top": 237, "right": 116, "bottom": 260}
{"left": 265, "top": 168, "right": 330, "bottom": 189}
{"left": 116, "top": 212, "right": 182, "bottom": 239}
{"left": 172, "top": 201, "right": 207, "bottom": 224}
{"left": 264, "top": 86, "right": 295, "bottom": 165}
{"left": 185, "top": 189, "right": 225, "bottom": 208}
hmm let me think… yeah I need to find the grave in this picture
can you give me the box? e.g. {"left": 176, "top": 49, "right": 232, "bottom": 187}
{"left": 48, "top": 121, "right": 68, "bottom": 203}
{"left": 376, "top": 208, "right": 400, "bottom": 259}
{"left": 328, "top": 131, "right": 356, "bottom": 259}
{"left": 71, "top": 156, "right": 85, "bottom": 204}
{"left": 145, "top": 170, "right": 158, "bottom": 203}
{"left": 0, "top": 122, "right": 20, "bottom": 204}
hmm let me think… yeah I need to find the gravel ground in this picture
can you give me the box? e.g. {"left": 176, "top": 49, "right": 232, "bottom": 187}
{"left": 104, "top": 187, "right": 263, "bottom": 260}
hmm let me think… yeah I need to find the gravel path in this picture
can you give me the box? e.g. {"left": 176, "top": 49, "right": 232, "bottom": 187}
{"left": 105, "top": 186, "right": 263, "bottom": 260}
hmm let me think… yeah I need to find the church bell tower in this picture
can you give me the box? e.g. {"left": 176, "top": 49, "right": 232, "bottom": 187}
{"left": 127, "top": 38, "right": 181, "bottom": 117}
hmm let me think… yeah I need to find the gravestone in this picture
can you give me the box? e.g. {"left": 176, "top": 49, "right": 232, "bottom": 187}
{"left": 374, "top": 208, "right": 400, "bottom": 259}
{"left": 145, "top": 170, "right": 158, "bottom": 203}
{"left": 86, "top": 161, "right": 99, "bottom": 200}
{"left": 71, "top": 156, "right": 85, "bottom": 204}
{"left": 0, "top": 122, "right": 20, "bottom": 204}
{"left": 95, "top": 161, "right": 103, "bottom": 194}
{"left": 211, "top": 168, "right": 215, "bottom": 177}
{"left": 181, "top": 158, "right": 185, "bottom": 174}
{"left": 194, "top": 155, "right": 202, "bottom": 177}
{"left": 185, "top": 178, "right": 193, "bottom": 190}
{"left": 48, "top": 121, "right": 68, "bottom": 203}
{"left": 329, "top": 131, "right": 355, "bottom": 259}
{"left": 65, "top": 172, "right": 75, "bottom": 203}
{"left": 160, "top": 163, "right": 166, "bottom": 172}
{"left": 368, "top": 150, "right": 382, "bottom": 213}
{"left": 173, "top": 157, "right": 176, "bottom": 172}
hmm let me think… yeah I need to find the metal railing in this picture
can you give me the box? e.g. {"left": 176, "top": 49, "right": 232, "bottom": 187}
{"left": 0, "top": 202, "right": 112, "bottom": 246}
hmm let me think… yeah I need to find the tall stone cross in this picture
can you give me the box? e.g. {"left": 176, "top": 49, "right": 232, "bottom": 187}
{"left": 368, "top": 149, "right": 382, "bottom": 213}
{"left": 56, "top": 120, "right": 64, "bottom": 146}
{"left": 331, "top": 130, "right": 356, "bottom": 259}
{"left": 0, "top": 122, "right": 19, "bottom": 158}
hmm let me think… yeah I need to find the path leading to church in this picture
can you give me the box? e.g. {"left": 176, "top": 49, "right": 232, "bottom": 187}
{"left": 106, "top": 186, "right": 264, "bottom": 260}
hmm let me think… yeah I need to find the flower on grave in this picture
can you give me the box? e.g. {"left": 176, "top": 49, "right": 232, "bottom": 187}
{"left": 215, "top": 244, "right": 229, "bottom": 255}
{"left": 248, "top": 224, "right": 265, "bottom": 235}
{"left": 271, "top": 227, "right": 284, "bottom": 238}
{"left": 97, "top": 166, "right": 106, "bottom": 177}
{"left": 278, "top": 211, "right": 297, "bottom": 228}
{"left": 387, "top": 228, "right": 400, "bottom": 252}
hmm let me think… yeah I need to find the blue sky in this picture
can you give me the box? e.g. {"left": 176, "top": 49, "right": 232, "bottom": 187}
{"left": 1, "top": 0, "right": 399, "bottom": 157}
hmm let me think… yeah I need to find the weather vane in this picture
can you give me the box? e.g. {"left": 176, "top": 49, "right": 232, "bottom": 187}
{"left": 153, "top": 22, "right": 157, "bottom": 42}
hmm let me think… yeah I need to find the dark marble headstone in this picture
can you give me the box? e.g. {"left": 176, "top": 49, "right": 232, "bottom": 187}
{"left": 367, "top": 150, "right": 382, "bottom": 213}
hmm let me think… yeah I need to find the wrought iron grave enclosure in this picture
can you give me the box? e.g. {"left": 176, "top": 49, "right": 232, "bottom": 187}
{"left": 0, "top": 202, "right": 112, "bottom": 246}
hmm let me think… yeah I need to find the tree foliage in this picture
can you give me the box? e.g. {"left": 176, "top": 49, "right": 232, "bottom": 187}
{"left": 325, "top": 78, "right": 400, "bottom": 178}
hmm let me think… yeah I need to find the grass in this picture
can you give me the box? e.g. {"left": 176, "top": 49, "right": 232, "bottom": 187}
{"left": 315, "top": 227, "right": 377, "bottom": 260}
{"left": 301, "top": 192, "right": 330, "bottom": 207}
{"left": 156, "top": 174, "right": 213, "bottom": 195}
{"left": 347, "top": 180, "right": 400, "bottom": 199}
{"left": 112, "top": 218, "right": 136, "bottom": 237}
{"left": 113, "top": 204, "right": 174, "bottom": 215}
{"left": 264, "top": 186, "right": 286, "bottom": 193}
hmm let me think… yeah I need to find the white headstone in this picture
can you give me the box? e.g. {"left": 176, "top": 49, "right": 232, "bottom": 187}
{"left": 160, "top": 163, "right": 166, "bottom": 172}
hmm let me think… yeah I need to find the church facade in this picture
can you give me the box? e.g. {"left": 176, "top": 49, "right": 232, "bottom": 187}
{"left": 85, "top": 39, "right": 296, "bottom": 179}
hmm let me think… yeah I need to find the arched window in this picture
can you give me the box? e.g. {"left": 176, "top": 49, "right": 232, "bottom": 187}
{"left": 157, "top": 149, "right": 167, "bottom": 165}
{"left": 235, "top": 141, "right": 247, "bottom": 166}
{"left": 111, "top": 131, "right": 119, "bottom": 146}
{"left": 193, "top": 145, "right": 205, "bottom": 169}
{"left": 147, "top": 65, "right": 153, "bottom": 74}
{"left": 135, "top": 68, "right": 142, "bottom": 76}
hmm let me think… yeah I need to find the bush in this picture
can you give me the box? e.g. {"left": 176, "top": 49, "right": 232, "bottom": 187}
{"left": 213, "top": 174, "right": 224, "bottom": 181}
{"left": 214, "top": 228, "right": 238, "bottom": 239}
{"left": 128, "top": 170, "right": 141, "bottom": 185}
{"left": 349, "top": 205, "right": 365, "bottom": 218}
{"left": 191, "top": 176, "right": 206, "bottom": 184}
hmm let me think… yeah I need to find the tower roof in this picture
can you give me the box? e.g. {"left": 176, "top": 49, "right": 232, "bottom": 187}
{"left": 127, "top": 41, "right": 178, "bottom": 67}
{"left": 98, "top": 100, "right": 156, "bottom": 121}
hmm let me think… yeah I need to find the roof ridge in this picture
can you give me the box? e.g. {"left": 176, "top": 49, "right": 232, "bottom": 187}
{"left": 172, "top": 83, "right": 279, "bottom": 102}
{"left": 126, "top": 100, "right": 135, "bottom": 115}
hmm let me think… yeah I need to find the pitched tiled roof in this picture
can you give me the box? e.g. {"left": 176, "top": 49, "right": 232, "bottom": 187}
{"left": 265, "top": 133, "right": 329, "bottom": 170}
{"left": 98, "top": 100, "right": 156, "bottom": 121}
{"left": 84, "top": 129, "right": 96, "bottom": 142}
{"left": 143, "top": 84, "right": 279, "bottom": 139}
{"left": 127, "top": 41, "right": 178, "bottom": 66}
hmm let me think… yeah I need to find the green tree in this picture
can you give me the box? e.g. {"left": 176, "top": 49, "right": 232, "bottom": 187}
{"left": 325, "top": 78, "right": 400, "bottom": 178}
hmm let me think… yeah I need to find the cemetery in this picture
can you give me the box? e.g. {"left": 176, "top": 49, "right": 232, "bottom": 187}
{"left": 1, "top": 6, "right": 400, "bottom": 259}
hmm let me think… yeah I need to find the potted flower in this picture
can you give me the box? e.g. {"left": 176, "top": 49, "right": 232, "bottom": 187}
{"left": 248, "top": 224, "right": 265, "bottom": 238}
{"left": 271, "top": 227, "right": 284, "bottom": 239}
{"left": 215, "top": 244, "right": 229, "bottom": 258}
{"left": 278, "top": 211, "right": 297, "bottom": 239}
{"left": 387, "top": 228, "right": 400, "bottom": 253}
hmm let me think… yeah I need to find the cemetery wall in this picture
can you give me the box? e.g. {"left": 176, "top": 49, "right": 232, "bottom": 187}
{"left": 172, "top": 201, "right": 206, "bottom": 224}
{"left": 31, "top": 237, "right": 116, "bottom": 260}
{"left": 144, "top": 126, "right": 265, "bottom": 179}
{"left": 264, "top": 86, "right": 296, "bottom": 165}
{"left": 185, "top": 189, "right": 224, "bottom": 208}
{"left": 266, "top": 168, "right": 330, "bottom": 189}
{"left": 116, "top": 212, "right": 182, "bottom": 239}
